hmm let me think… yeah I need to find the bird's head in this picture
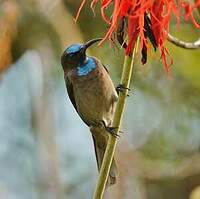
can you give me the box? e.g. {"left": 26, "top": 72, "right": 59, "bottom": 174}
{"left": 61, "top": 38, "right": 101, "bottom": 70}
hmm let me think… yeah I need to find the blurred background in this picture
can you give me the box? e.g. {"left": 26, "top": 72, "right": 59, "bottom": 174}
{"left": 0, "top": 0, "right": 200, "bottom": 199}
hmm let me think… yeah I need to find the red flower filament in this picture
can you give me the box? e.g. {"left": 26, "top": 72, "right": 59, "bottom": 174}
{"left": 75, "top": 0, "right": 200, "bottom": 72}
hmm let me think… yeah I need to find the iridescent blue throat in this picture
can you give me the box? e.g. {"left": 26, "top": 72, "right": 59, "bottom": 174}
{"left": 77, "top": 57, "right": 96, "bottom": 76}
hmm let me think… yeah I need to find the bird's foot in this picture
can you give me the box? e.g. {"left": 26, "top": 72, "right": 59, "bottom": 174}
{"left": 116, "top": 84, "right": 130, "bottom": 96}
{"left": 101, "top": 120, "right": 120, "bottom": 138}
{"left": 105, "top": 126, "right": 120, "bottom": 138}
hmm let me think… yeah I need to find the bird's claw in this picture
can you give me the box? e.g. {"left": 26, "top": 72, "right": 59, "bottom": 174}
{"left": 101, "top": 120, "right": 121, "bottom": 138}
{"left": 105, "top": 127, "right": 120, "bottom": 138}
{"left": 116, "top": 84, "right": 130, "bottom": 96}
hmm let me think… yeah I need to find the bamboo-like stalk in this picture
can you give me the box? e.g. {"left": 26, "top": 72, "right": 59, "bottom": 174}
{"left": 92, "top": 40, "right": 139, "bottom": 199}
{"left": 196, "top": 0, "right": 200, "bottom": 16}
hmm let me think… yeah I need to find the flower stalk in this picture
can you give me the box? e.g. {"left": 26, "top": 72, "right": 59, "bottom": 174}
{"left": 92, "top": 38, "right": 139, "bottom": 199}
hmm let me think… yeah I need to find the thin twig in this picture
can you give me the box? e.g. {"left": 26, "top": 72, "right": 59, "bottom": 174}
{"left": 92, "top": 39, "right": 139, "bottom": 199}
{"left": 167, "top": 33, "right": 200, "bottom": 49}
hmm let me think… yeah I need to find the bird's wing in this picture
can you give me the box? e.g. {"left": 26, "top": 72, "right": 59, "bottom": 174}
{"left": 65, "top": 76, "right": 78, "bottom": 111}
{"left": 91, "top": 56, "right": 109, "bottom": 74}
{"left": 102, "top": 64, "right": 109, "bottom": 74}
{"left": 65, "top": 76, "right": 91, "bottom": 126}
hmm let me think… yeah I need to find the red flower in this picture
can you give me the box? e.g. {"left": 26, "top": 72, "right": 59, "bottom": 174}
{"left": 75, "top": 0, "right": 200, "bottom": 72}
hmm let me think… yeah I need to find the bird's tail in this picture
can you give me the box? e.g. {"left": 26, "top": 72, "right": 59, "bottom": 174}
{"left": 91, "top": 133, "right": 118, "bottom": 187}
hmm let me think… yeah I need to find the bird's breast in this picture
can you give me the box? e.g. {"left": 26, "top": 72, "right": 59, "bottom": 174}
{"left": 77, "top": 57, "right": 96, "bottom": 76}
{"left": 69, "top": 61, "right": 117, "bottom": 126}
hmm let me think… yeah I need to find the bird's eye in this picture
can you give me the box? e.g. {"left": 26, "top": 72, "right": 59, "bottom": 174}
{"left": 69, "top": 52, "right": 78, "bottom": 57}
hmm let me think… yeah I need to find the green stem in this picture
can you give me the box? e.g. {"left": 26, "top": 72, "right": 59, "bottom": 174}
{"left": 92, "top": 40, "right": 138, "bottom": 199}
{"left": 197, "top": 6, "right": 200, "bottom": 16}
{"left": 195, "top": 0, "right": 200, "bottom": 16}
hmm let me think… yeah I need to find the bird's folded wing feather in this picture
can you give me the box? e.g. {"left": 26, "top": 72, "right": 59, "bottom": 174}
{"left": 65, "top": 76, "right": 90, "bottom": 126}
{"left": 65, "top": 77, "right": 78, "bottom": 111}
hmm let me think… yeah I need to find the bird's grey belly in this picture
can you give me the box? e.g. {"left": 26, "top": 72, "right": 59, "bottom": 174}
{"left": 73, "top": 77, "right": 116, "bottom": 126}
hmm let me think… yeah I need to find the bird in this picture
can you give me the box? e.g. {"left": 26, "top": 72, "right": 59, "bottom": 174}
{"left": 61, "top": 38, "right": 121, "bottom": 186}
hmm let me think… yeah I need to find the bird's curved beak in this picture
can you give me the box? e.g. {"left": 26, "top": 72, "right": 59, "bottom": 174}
{"left": 83, "top": 38, "right": 102, "bottom": 50}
